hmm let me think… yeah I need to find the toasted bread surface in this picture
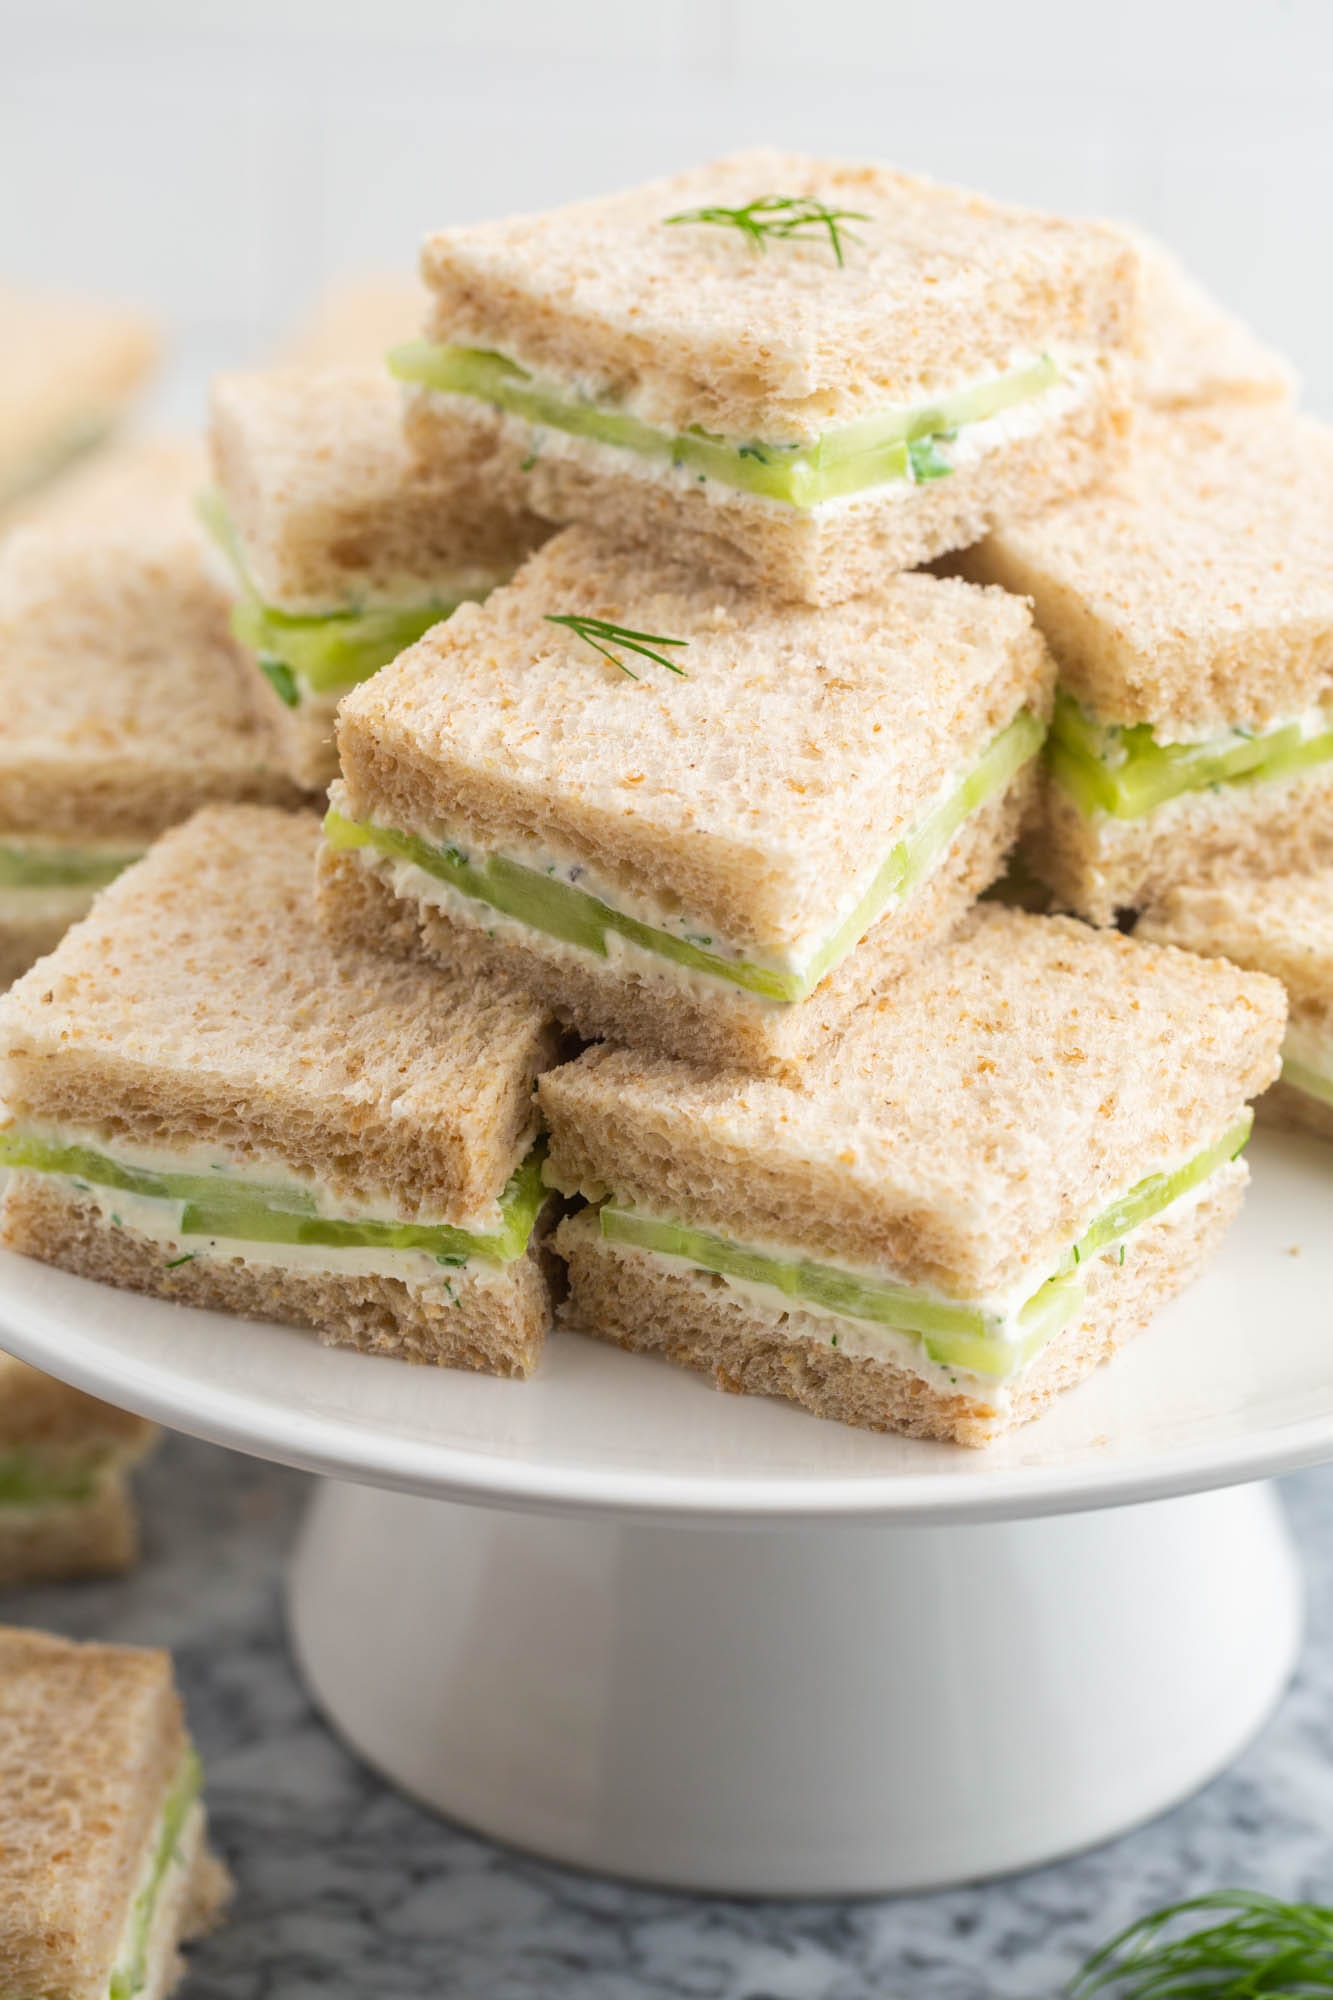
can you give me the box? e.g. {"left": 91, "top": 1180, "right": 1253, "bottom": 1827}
{"left": 962, "top": 407, "right": 1333, "bottom": 735}
{"left": 0, "top": 445, "right": 303, "bottom": 842}
{"left": 0, "top": 1352, "right": 156, "bottom": 1455}
{"left": 210, "top": 364, "right": 547, "bottom": 613}
{"left": 0, "top": 290, "right": 158, "bottom": 501}
{"left": 1138, "top": 871, "right": 1333, "bottom": 1010}
{"left": 539, "top": 905, "right": 1284, "bottom": 1296}
{"left": 421, "top": 149, "right": 1140, "bottom": 437}
{"left": 0, "top": 806, "right": 561, "bottom": 1220}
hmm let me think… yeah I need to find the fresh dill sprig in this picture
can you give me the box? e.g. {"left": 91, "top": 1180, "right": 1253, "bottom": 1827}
{"left": 663, "top": 194, "right": 870, "bottom": 268}
{"left": 545, "top": 613, "right": 688, "bottom": 680}
{"left": 1068, "top": 1891, "right": 1333, "bottom": 1997}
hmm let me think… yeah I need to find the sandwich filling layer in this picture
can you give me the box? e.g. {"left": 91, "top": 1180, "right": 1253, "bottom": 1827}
{"left": 592, "top": 1114, "right": 1251, "bottom": 1395}
{"left": 326, "top": 707, "right": 1043, "bottom": 1006}
{"left": 199, "top": 492, "right": 499, "bottom": 706}
{"left": 0, "top": 837, "right": 142, "bottom": 894}
{"left": 0, "top": 1441, "right": 123, "bottom": 1516}
{"left": 0, "top": 1128, "right": 549, "bottom": 1284}
{"left": 1279, "top": 1021, "right": 1333, "bottom": 1109}
{"left": 108, "top": 1751, "right": 203, "bottom": 2000}
{"left": 1049, "top": 692, "right": 1333, "bottom": 820}
{"left": 391, "top": 343, "right": 1070, "bottom": 509}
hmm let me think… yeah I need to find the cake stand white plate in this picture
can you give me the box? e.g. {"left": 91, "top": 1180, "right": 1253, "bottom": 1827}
{"left": 1, "top": 1128, "right": 1329, "bottom": 1893}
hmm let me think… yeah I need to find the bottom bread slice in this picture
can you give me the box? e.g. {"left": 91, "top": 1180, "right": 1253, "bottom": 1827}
{"left": 318, "top": 767, "right": 1035, "bottom": 1079}
{"left": 2, "top": 1173, "right": 553, "bottom": 1378}
{"left": 0, "top": 1469, "right": 140, "bottom": 1589}
{"left": 555, "top": 1165, "right": 1245, "bottom": 1447}
{"left": 1027, "top": 761, "right": 1333, "bottom": 926}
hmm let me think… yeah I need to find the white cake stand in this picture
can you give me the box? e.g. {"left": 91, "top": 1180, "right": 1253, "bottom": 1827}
{"left": 2, "top": 1128, "right": 1330, "bottom": 1895}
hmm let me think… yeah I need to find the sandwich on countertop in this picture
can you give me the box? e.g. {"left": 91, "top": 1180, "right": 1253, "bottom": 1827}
{"left": 320, "top": 526, "right": 1054, "bottom": 1076}
{"left": 0, "top": 1624, "right": 229, "bottom": 2000}
{"left": 959, "top": 405, "right": 1333, "bottom": 925}
{"left": 395, "top": 148, "right": 1140, "bottom": 604}
{"left": 0, "top": 438, "right": 302, "bottom": 985}
{"left": 205, "top": 363, "right": 548, "bottom": 789}
{"left": 541, "top": 907, "right": 1285, "bottom": 1446}
{"left": 1139, "top": 871, "right": 1333, "bottom": 1141}
{"left": 0, "top": 286, "right": 159, "bottom": 518}
{"left": 1127, "top": 226, "right": 1297, "bottom": 412}
{"left": 0, "top": 1354, "right": 156, "bottom": 1588}
{"left": 0, "top": 805, "right": 563, "bottom": 1375}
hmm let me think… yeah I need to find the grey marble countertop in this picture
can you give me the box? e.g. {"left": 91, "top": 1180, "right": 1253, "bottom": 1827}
{"left": 7, "top": 1442, "right": 1331, "bottom": 1999}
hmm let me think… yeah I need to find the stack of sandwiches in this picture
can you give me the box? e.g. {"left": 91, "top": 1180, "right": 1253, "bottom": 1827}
{"left": 0, "top": 150, "right": 1310, "bottom": 1450}
{"left": 3, "top": 153, "right": 1317, "bottom": 1971}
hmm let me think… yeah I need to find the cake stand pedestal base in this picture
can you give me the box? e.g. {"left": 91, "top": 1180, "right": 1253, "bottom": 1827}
{"left": 288, "top": 1475, "right": 1301, "bottom": 1894}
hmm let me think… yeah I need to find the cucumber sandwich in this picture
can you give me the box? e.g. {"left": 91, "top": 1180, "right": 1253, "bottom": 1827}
{"left": 1140, "top": 870, "right": 1333, "bottom": 1145}
{"left": 541, "top": 906, "right": 1285, "bottom": 1446}
{"left": 205, "top": 363, "right": 549, "bottom": 788}
{"left": 0, "top": 1353, "right": 156, "bottom": 1587}
{"left": 319, "top": 526, "right": 1056, "bottom": 1077}
{"left": 400, "top": 148, "right": 1139, "bottom": 605}
{"left": 0, "top": 1625, "right": 230, "bottom": 1999}
{"left": 1127, "top": 225, "right": 1297, "bottom": 413}
{"left": 960, "top": 406, "right": 1333, "bottom": 923}
{"left": 0, "top": 806, "right": 564, "bottom": 1376}
{"left": 0, "top": 440, "right": 300, "bottom": 987}
{"left": 0, "top": 286, "right": 158, "bottom": 516}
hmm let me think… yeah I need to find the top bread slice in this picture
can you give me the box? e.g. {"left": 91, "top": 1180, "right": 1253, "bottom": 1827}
{"left": 210, "top": 364, "right": 548, "bottom": 614}
{"left": 959, "top": 406, "right": 1333, "bottom": 737}
{"left": 0, "top": 288, "right": 159, "bottom": 504}
{"left": 1127, "top": 228, "right": 1297, "bottom": 412}
{"left": 0, "top": 1352, "right": 156, "bottom": 1459}
{"left": 334, "top": 526, "right": 1054, "bottom": 957}
{"left": 277, "top": 274, "right": 429, "bottom": 368}
{"left": 0, "top": 804, "right": 560, "bottom": 1221}
{"left": 419, "top": 148, "right": 1140, "bottom": 441}
{"left": 0, "top": 441, "right": 303, "bottom": 842}
{"left": 1139, "top": 872, "right": 1333, "bottom": 1013}
{"left": 539, "top": 905, "right": 1284, "bottom": 1300}
{"left": 0, "top": 1625, "right": 186, "bottom": 2000}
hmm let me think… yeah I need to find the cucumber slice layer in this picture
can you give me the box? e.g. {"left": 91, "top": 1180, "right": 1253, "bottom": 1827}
{"left": 599, "top": 1112, "right": 1252, "bottom": 1380}
{"left": 0, "top": 1130, "right": 549, "bottom": 1265}
{"left": 390, "top": 344, "right": 1061, "bottom": 509}
{"left": 198, "top": 490, "right": 480, "bottom": 702}
{"left": 325, "top": 708, "right": 1045, "bottom": 1005}
{"left": 1049, "top": 692, "right": 1333, "bottom": 820}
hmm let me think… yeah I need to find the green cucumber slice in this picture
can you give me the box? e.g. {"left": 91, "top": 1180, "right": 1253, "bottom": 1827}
{"left": 198, "top": 489, "right": 476, "bottom": 700}
{"left": 1049, "top": 693, "right": 1333, "bottom": 820}
{"left": 0, "top": 843, "right": 139, "bottom": 891}
{"left": 325, "top": 707, "right": 1044, "bottom": 1006}
{"left": 0, "top": 1131, "right": 548, "bottom": 1264}
{"left": 598, "top": 1112, "right": 1251, "bottom": 1379}
{"left": 0, "top": 1444, "right": 110, "bottom": 1510}
{"left": 109, "top": 1752, "right": 203, "bottom": 2000}
{"left": 389, "top": 344, "right": 1060, "bottom": 510}
{"left": 231, "top": 594, "right": 456, "bottom": 699}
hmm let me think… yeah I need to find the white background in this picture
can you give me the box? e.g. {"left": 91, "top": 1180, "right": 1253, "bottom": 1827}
{"left": 1, "top": 0, "right": 1328, "bottom": 416}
